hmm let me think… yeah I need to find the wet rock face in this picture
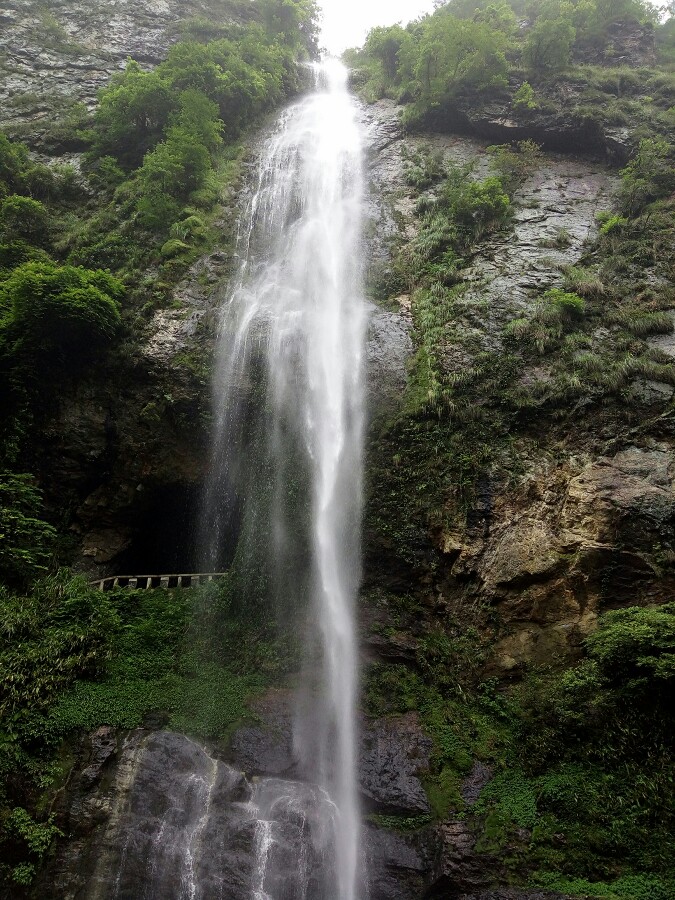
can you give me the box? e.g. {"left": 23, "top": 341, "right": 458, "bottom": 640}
{"left": 362, "top": 100, "right": 415, "bottom": 425}
{"left": 36, "top": 248, "right": 232, "bottom": 577}
{"left": 0, "top": 0, "right": 238, "bottom": 137}
{"left": 366, "top": 826, "right": 442, "bottom": 900}
{"left": 362, "top": 100, "right": 675, "bottom": 672}
{"left": 360, "top": 714, "right": 433, "bottom": 816}
{"left": 575, "top": 21, "right": 656, "bottom": 68}
{"left": 45, "top": 730, "right": 351, "bottom": 900}
{"left": 42, "top": 727, "right": 440, "bottom": 900}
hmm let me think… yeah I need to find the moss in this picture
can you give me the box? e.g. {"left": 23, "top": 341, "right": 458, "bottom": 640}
{"left": 368, "top": 813, "right": 433, "bottom": 832}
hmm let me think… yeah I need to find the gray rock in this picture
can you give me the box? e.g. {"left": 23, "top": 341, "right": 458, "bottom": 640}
{"left": 360, "top": 714, "right": 433, "bottom": 815}
{"left": 367, "top": 308, "right": 414, "bottom": 420}
{"left": 367, "top": 824, "right": 442, "bottom": 900}
{"left": 461, "top": 762, "right": 493, "bottom": 807}
{"left": 0, "top": 0, "right": 242, "bottom": 138}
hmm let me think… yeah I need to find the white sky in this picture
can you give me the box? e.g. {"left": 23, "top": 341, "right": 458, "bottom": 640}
{"left": 318, "top": 0, "right": 669, "bottom": 54}
{"left": 319, "top": 0, "right": 439, "bottom": 54}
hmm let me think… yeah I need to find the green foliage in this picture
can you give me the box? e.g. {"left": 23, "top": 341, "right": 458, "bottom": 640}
{"left": 513, "top": 81, "right": 539, "bottom": 110}
{"left": 487, "top": 140, "right": 543, "bottom": 193}
{"left": 0, "top": 133, "right": 71, "bottom": 202}
{"left": 415, "top": 15, "right": 511, "bottom": 98}
{"left": 2, "top": 808, "right": 62, "bottom": 887}
{"left": 364, "top": 25, "right": 408, "bottom": 82}
{"left": 0, "top": 572, "right": 119, "bottom": 729}
{"left": 618, "top": 137, "right": 675, "bottom": 216}
{"left": 368, "top": 813, "right": 433, "bottom": 831}
{"left": 5, "top": 808, "right": 62, "bottom": 857}
{"left": 0, "top": 196, "right": 51, "bottom": 246}
{"left": 507, "top": 289, "right": 585, "bottom": 353}
{"left": 533, "top": 873, "right": 675, "bottom": 900}
{"left": 84, "top": 25, "right": 308, "bottom": 246}
{"left": 0, "top": 261, "right": 122, "bottom": 361}
{"left": 41, "top": 579, "right": 298, "bottom": 740}
{"left": 597, "top": 212, "right": 628, "bottom": 234}
{"left": 523, "top": 16, "right": 576, "bottom": 73}
{"left": 258, "top": 0, "right": 319, "bottom": 55}
{"left": 92, "top": 63, "right": 177, "bottom": 168}
{"left": 0, "top": 473, "right": 56, "bottom": 588}
{"left": 586, "top": 603, "right": 675, "bottom": 689}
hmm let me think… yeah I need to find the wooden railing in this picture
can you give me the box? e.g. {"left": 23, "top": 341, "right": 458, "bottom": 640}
{"left": 90, "top": 573, "right": 228, "bottom": 592}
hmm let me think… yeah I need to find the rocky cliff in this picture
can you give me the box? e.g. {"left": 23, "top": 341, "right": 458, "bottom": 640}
{"left": 0, "top": 0, "right": 246, "bottom": 139}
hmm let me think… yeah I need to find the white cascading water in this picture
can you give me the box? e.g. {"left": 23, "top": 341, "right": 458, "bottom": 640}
{"left": 203, "top": 59, "right": 366, "bottom": 899}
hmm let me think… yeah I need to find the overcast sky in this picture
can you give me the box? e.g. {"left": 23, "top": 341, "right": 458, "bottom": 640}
{"left": 319, "top": 0, "right": 438, "bottom": 54}
{"left": 318, "top": 0, "right": 669, "bottom": 54}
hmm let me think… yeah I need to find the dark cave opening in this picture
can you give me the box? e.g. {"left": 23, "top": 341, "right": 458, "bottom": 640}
{"left": 114, "top": 482, "right": 240, "bottom": 575}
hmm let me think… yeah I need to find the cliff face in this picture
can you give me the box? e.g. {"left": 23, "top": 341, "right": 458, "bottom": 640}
{"left": 363, "top": 97, "right": 675, "bottom": 674}
{"left": 0, "top": 0, "right": 242, "bottom": 138}
{"left": 0, "top": 0, "right": 254, "bottom": 575}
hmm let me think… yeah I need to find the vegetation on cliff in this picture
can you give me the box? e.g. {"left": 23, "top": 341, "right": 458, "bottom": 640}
{"left": 349, "top": 0, "right": 675, "bottom": 145}
{"left": 0, "top": 2, "right": 318, "bottom": 892}
{"left": 361, "top": 2, "right": 675, "bottom": 896}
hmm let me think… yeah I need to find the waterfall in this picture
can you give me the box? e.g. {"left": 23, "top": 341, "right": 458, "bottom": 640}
{"left": 202, "top": 59, "right": 366, "bottom": 899}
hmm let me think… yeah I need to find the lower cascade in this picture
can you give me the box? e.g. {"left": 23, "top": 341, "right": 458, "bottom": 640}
{"left": 124, "top": 59, "right": 364, "bottom": 899}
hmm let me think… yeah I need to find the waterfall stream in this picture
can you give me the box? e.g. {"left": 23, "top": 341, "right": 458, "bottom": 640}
{"left": 203, "top": 59, "right": 366, "bottom": 899}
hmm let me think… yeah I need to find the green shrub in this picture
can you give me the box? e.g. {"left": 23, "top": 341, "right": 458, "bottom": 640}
{"left": 523, "top": 17, "right": 576, "bottom": 74}
{"left": 0, "top": 261, "right": 123, "bottom": 362}
{"left": 0, "top": 572, "right": 119, "bottom": 723}
{"left": 92, "top": 63, "right": 176, "bottom": 168}
{"left": 513, "top": 81, "right": 538, "bottom": 110}
{"left": 543, "top": 288, "right": 585, "bottom": 317}
{"left": 488, "top": 140, "right": 543, "bottom": 194}
{"left": 618, "top": 138, "right": 675, "bottom": 216}
{"left": 0, "top": 473, "right": 56, "bottom": 587}
{"left": 160, "top": 238, "right": 191, "bottom": 258}
{"left": 0, "top": 196, "right": 52, "bottom": 245}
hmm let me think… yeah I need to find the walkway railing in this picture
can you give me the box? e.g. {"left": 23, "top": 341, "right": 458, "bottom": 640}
{"left": 90, "top": 573, "right": 228, "bottom": 592}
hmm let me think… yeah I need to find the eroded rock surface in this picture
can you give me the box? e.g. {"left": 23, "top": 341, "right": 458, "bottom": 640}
{"left": 0, "top": 0, "right": 239, "bottom": 137}
{"left": 360, "top": 714, "right": 432, "bottom": 816}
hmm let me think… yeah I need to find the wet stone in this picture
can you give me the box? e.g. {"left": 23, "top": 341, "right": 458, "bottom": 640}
{"left": 360, "top": 714, "right": 433, "bottom": 816}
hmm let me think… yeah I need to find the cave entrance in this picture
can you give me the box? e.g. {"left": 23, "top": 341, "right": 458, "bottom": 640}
{"left": 114, "top": 482, "right": 239, "bottom": 575}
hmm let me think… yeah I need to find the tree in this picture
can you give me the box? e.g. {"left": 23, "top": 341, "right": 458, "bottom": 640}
{"left": 171, "top": 90, "right": 223, "bottom": 155}
{"left": 259, "top": 0, "right": 320, "bottom": 56}
{"left": 416, "top": 15, "right": 510, "bottom": 100}
{"left": 475, "top": 2, "right": 519, "bottom": 34}
{"left": 93, "top": 62, "right": 176, "bottom": 168}
{"left": 0, "top": 134, "right": 30, "bottom": 198}
{"left": 0, "top": 196, "right": 51, "bottom": 246}
{"left": 523, "top": 16, "right": 576, "bottom": 73}
{"left": 618, "top": 138, "right": 675, "bottom": 215}
{"left": 364, "top": 25, "right": 408, "bottom": 81}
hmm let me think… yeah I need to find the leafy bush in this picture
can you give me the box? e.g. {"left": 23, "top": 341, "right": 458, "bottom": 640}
{"left": 523, "top": 16, "right": 576, "bottom": 73}
{"left": 488, "top": 140, "right": 543, "bottom": 193}
{"left": 543, "top": 288, "right": 585, "bottom": 317}
{"left": 0, "top": 473, "right": 56, "bottom": 587}
{"left": 92, "top": 64, "right": 176, "bottom": 168}
{"left": 618, "top": 138, "right": 675, "bottom": 216}
{"left": 0, "top": 261, "right": 123, "bottom": 362}
{"left": 513, "top": 81, "right": 538, "bottom": 110}
{"left": 0, "top": 572, "right": 119, "bottom": 724}
{"left": 0, "top": 196, "right": 52, "bottom": 246}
